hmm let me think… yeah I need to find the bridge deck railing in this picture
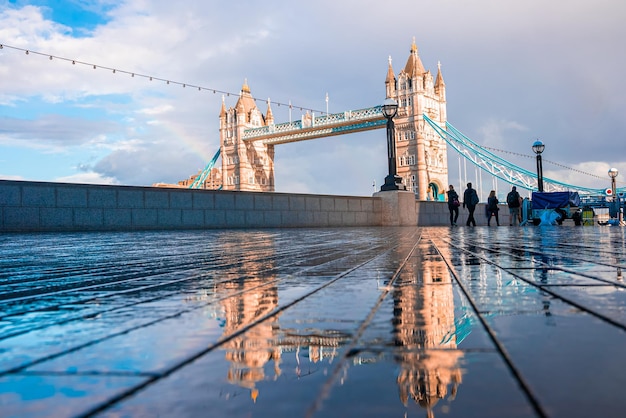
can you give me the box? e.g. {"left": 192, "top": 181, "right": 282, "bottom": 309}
{"left": 242, "top": 106, "right": 384, "bottom": 141}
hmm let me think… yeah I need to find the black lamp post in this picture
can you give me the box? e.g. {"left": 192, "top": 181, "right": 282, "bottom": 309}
{"left": 608, "top": 167, "right": 620, "bottom": 222}
{"left": 380, "top": 98, "right": 402, "bottom": 191}
{"left": 609, "top": 167, "right": 618, "bottom": 198}
{"left": 532, "top": 139, "right": 545, "bottom": 192}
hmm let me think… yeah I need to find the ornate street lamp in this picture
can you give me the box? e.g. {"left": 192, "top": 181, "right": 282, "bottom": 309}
{"left": 380, "top": 98, "right": 402, "bottom": 191}
{"left": 608, "top": 167, "right": 620, "bottom": 222}
{"left": 608, "top": 167, "right": 619, "bottom": 198}
{"left": 532, "top": 139, "right": 545, "bottom": 192}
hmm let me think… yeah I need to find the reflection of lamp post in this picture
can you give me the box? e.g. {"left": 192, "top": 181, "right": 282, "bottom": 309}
{"left": 380, "top": 98, "right": 402, "bottom": 191}
{"left": 532, "top": 139, "right": 545, "bottom": 192}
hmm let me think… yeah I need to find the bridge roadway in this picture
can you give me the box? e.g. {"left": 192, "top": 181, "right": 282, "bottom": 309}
{"left": 1, "top": 226, "right": 626, "bottom": 418}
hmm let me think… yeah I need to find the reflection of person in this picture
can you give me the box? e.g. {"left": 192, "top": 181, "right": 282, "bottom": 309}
{"left": 507, "top": 186, "right": 521, "bottom": 226}
{"left": 463, "top": 183, "right": 479, "bottom": 227}
{"left": 446, "top": 185, "right": 460, "bottom": 226}
{"left": 487, "top": 190, "right": 500, "bottom": 226}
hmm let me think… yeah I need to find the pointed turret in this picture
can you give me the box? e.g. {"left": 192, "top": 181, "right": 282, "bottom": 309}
{"left": 385, "top": 55, "right": 397, "bottom": 98}
{"left": 241, "top": 78, "right": 251, "bottom": 94}
{"left": 386, "top": 56, "right": 396, "bottom": 85}
{"left": 435, "top": 61, "right": 446, "bottom": 100}
{"left": 265, "top": 98, "right": 274, "bottom": 125}
{"left": 235, "top": 78, "right": 257, "bottom": 123}
{"left": 403, "top": 37, "right": 425, "bottom": 78}
{"left": 220, "top": 95, "right": 227, "bottom": 118}
{"left": 435, "top": 61, "right": 445, "bottom": 90}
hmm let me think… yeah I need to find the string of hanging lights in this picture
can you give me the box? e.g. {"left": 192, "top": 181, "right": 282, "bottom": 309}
{"left": 0, "top": 42, "right": 328, "bottom": 114}
{"left": 481, "top": 144, "right": 624, "bottom": 184}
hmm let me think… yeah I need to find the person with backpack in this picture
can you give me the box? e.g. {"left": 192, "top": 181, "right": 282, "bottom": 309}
{"left": 487, "top": 190, "right": 500, "bottom": 226}
{"left": 507, "top": 186, "right": 521, "bottom": 226}
{"left": 463, "top": 182, "right": 479, "bottom": 226}
{"left": 446, "top": 185, "right": 460, "bottom": 226}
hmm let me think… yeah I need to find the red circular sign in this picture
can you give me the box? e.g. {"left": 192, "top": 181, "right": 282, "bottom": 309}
{"left": 606, "top": 188, "right": 613, "bottom": 196}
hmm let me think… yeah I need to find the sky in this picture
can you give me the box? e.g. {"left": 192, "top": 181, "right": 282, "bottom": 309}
{"left": 1, "top": 0, "right": 626, "bottom": 198}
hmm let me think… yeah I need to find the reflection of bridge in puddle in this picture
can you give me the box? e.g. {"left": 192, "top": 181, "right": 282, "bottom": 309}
{"left": 214, "top": 233, "right": 465, "bottom": 416}
{"left": 392, "top": 241, "right": 463, "bottom": 415}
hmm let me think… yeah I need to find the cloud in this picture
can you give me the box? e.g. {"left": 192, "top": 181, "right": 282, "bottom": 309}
{"left": 55, "top": 171, "right": 118, "bottom": 185}
{"left": 91, "top": 139, "right": 204, "bottom": 186}
{"left": 0, "top": 173, "right": 25, "bottom": 181}
{"left": 1, "top": 0, "right": 625, "bottom": 195}
{"left": 0, "top": 114, "right": 120, "bottom": 150}
{"left": 477, "top": 119, "right": 528, "bottom": 149}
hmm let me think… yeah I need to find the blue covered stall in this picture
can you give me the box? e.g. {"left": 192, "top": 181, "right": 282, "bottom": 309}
{"left": 531, "top": 192, "right": 580, "bottom": 210}
{"left": 530, "top": 192, "right": 580, "bottom": 225}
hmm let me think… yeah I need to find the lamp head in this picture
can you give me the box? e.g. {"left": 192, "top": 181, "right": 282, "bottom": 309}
{"left": 532, "top": 139, "right": 545, "bottom": 155}
{"left": 608, "top": 167, "right": 619, "bottom": 179}
{"left": 381, "top": 98, "right": 398, "bottom": 119}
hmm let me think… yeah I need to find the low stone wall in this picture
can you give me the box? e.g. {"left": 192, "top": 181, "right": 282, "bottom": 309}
{"left": 0, "top": 180, "right": 383, "bottom": 232}
{"left": 0, "top": 180, "right": 513, "bottom": 232}
{"left": 417, "top": 200, "right": 513, "bottom": 226}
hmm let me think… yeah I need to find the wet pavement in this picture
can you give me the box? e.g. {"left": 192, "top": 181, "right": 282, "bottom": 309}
{"left": 1, "top": 226, "right": 626, "bottom": 418}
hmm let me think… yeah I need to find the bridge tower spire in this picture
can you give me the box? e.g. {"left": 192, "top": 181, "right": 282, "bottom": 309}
{"left": 220, "top": 80, "right": 275, "bottom": 191}
{"left": 387, "top": 39, "right": 448, "bottom": 200}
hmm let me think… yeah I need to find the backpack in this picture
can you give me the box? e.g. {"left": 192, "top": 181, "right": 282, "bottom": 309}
{"left": 471, "top": 191, "right": 479, "bottom": 206}
{"left": 507, "top": 191, "right": 520, "bottom": 207}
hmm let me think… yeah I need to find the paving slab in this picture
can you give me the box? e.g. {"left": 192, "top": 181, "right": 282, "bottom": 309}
{"left": 0, "top": 226, "right": 625, "bottom": 417}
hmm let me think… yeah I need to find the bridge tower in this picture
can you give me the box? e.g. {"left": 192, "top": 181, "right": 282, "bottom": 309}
{"left": 386, "top": 40, "right": 448, "bottom": 201}
{"left": 220, "top": 80, "right": 275, "bottom": 191}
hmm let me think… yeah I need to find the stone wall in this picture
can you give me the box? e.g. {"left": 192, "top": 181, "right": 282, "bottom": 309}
{"left": 0, "top": 180, "right": 513, "bottom": 232}
{"left": 0, "top": 180, "right": 383, "bottom": 232}
{"left": 417, "top": 200, "right": 513, "bottom": 226}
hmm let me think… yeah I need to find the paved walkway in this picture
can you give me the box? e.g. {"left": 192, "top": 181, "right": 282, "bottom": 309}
{"left": 1, "top": 226, "right": 626, "bottom": 418}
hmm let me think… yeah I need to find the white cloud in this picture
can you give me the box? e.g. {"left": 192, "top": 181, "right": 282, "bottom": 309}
{"left": 55, "top": 171, "right": 119, "bottom": 185}
{"left": 0, "top": 173, "right": 25, "bottom": 181}
{"left": 477, "top": 119, "right": 528, "bottom": 149}
{"left": 137, "top": 104, "right": 174, "bottom": 115}
{"left": 1, "top": 0, "right": 625, "bottom": 194}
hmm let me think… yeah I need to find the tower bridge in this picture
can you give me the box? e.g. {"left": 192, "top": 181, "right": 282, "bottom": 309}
{"left": 211, "top": 39, "right": 448, "bottom": 201}
{"left": 186, "top": 39, "right": 622, "bottom": 201}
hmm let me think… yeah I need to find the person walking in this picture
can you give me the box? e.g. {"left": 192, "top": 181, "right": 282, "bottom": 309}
{"left": 487, "top": 190, "right": 500, "bottom": 226}
{"left": 507, "top": 186, "right": 521, "bottom": 226}
{"left": 446, "top": 185, "right": 460, "bottom": 226}
{"left": 463, "top": 182, "right": 479, "bottom": 226}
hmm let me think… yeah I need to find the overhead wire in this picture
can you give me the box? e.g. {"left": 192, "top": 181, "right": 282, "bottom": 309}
{"left": 480, "top": 144, "right": 626, "bottom": 186}
{"left": 0, "top": 42, "right": 328, "bottom": 115}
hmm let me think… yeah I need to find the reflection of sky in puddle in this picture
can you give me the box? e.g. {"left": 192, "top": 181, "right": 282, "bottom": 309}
{"left": 2, "top": 226, "right": 626, "bottom": 417}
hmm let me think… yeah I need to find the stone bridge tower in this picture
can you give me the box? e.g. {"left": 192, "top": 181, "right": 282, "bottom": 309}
{"left": 220, "top": 80, "right": 275, "bottom": 191}
{"left": 386, "top": 40, "right": 448, "bottom": 201}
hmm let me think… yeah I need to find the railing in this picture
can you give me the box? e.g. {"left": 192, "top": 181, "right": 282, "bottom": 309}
{"left": 242, "top": 106, "right": 385, "bottom": 141}
{"left": 424, "top": 114, "right": 626, "bottom": 197}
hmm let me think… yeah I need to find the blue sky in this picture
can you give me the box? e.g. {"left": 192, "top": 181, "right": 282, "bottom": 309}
{"left": 9, "top": 0, "right": 113, "bottom": 32}
{"left": 1, "top": 0, "right": 626, "bottom": 196}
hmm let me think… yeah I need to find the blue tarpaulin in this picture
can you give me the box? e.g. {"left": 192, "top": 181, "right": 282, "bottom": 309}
{"left": 531, "top": 192, "right": 580, "bottom": 209}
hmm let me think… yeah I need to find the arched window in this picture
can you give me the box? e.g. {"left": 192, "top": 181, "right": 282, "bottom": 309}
{"left": 428, "top": 182, "right": 439, "bottom": 201}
